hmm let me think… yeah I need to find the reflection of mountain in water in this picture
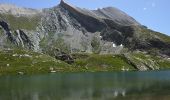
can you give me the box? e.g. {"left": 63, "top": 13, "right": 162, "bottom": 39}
{"left": 0, "top": 71, "right": 170, "bottom": 100}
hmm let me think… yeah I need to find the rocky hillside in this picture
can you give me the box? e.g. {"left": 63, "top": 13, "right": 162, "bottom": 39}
{"left": 0, "top": 0, "right": 170, "bottom": 73}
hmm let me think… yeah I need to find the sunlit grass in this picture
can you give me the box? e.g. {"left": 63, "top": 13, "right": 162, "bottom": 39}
{"left": 0, "top": 49, "right": 170, "bottom": 76}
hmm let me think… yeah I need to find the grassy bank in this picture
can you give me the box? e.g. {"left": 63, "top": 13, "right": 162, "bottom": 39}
{"left": 0, "top": 49, "right": 70, "bottom": 75}
{"left": 0, "top": 49, "right": 170, "bottom": 76}
{"left": 72, "top": 53, "right": 136, "bottom": 71}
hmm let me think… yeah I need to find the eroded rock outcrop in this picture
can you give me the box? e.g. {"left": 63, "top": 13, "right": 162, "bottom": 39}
{"left": 14, "top": 29, "right": 34, "bottom": 49}
{"left": 54, "top": 48, "right": 74, "bottom": 64}
{"left": 0, "top": 21, "right": 36, "bottom": 50}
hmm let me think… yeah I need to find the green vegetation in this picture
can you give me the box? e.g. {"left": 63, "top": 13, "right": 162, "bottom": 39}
{"left": 0, "top": 49, "right": 135, "bottom": 75}
{"left": 158, "top": 60, "right": 170, "bottom": 69}
{"left": 153, "top": 31, "right": 170, "bottom": 43}
{"left": 0, "top": 49, "right": 170, "bottom": 76}
{"left": 0, "top": 14, "right": 41, "bottom": 30}
{"left": 136, "top": 27, "right": 170, "bottom": 43}
{"left": 0, "top": 49, "right": 70, "bottom": 75}
{"left": 72, "top": 53, "right": 136, "bottom": 71}
{"left": 139, "top": 27, "right": 170, "bottom": 43}
{"left": 129, "top": 51, "right": 170, "bottom": 70}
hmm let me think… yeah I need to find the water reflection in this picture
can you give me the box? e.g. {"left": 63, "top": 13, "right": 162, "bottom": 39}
{"left": 0, "top": 71, "right": 170, "bottom": 100}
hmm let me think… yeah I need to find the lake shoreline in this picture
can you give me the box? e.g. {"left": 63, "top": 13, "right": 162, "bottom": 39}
{"left": 0, "top": 49, "right": 170, "bottom": 76}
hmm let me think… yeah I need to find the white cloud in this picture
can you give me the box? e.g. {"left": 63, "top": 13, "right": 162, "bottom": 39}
{"left": 143, "top": 7, "right": 147, "bottom": 10}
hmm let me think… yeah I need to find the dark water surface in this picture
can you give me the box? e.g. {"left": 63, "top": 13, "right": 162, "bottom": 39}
{"left": 0, "top": 71, "right": 170, "bottom": 100}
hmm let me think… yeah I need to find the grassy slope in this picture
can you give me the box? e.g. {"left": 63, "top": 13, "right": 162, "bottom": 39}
{"left": 0, "top": 14, "right": 41, "bottom": 30}
{"left": 72, "top": 53, "right": 136, "bottom": 71}
{"left": 0, "top": 50, "right": 136, "bottom": 75}
{"left": 0, "top": 49, "right": 70, "bottom": 75}
{"left": 129, "top": 51, "right": 170, "bottom": 69}
{"left": 72, "top": 53, "right": 170, "bottom": 71}
{"left": 0, "top": 49, "right": 170, "bottom": 76}
{"left": 136, "top": 27, "right": 170, "bottom": 43}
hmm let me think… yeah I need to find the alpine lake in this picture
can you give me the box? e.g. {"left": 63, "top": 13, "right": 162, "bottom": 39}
{"left": 0, "top": 70, "right": 170, "bottom": 100}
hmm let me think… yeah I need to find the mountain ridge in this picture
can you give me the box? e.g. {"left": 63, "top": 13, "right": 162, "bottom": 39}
{"left": 0, "top": 0, "right": 170, "bottom": 73}
{"left": 0, "top": 3, "right": 41, "bottom": 16}
{"left": 0, "top": 1, "right": 170, "bottom": 55}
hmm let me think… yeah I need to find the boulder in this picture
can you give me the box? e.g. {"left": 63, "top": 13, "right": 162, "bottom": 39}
{"left": 54, "top": 49, "right": 74, "bottom": 64}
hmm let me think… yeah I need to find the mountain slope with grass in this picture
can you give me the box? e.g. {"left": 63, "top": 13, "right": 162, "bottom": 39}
{"left": 0, "top": 49, "right": 170, "bottom": 75}
{"left": 0, "top": 0, "right": 170, "bottom": 75}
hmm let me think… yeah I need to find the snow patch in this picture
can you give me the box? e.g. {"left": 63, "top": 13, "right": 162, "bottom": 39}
{"left": 112, "top": 43, "right": 116, "bottom": 47}
{"left": 120, "top": 44, "right": 123, "bottom": 47}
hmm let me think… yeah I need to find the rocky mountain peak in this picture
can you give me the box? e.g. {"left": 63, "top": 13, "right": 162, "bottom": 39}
{"left": 58, "top": 1, "right": 140, "bottom": 26}
{"left": 60, "top": 0, "right": 65, "bottom": 4}
{"left": 0, "top": 1, "right": 170, "bottom": 56}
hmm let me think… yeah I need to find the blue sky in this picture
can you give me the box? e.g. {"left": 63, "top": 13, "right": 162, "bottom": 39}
{"left": 0, "top": 0, "right": 170, "bottom": 36}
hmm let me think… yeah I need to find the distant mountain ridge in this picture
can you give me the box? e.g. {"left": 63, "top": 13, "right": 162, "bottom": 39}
{"left": 0, "top": 3, "right": 41, "bottom": 16}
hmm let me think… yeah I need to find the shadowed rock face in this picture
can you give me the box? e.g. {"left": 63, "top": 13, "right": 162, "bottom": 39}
{"left": 40, "top": 1, "right": 170, "bottom": 55}
{"left": 39, "top": 1, "right": 141, "bottom": 54}
{"left": 0, "top": 0, "right": 170, "bottom": 56}
{"left": 59, "top": 1, "right": 107, "bottom": 33}
{"left": 59, "top": 0, "right": 139, "bottom": 32}
{"left": 0, "top": 21, "right": 10, "bottom": 31}
{"left": 0, "top": 20, "right": 16, "bottom": 43}
{"left": 14, "top": 29, "right": 34, "bottom": 49}
{"left": 0, "top": 21, "right": 34, "bottom": 49}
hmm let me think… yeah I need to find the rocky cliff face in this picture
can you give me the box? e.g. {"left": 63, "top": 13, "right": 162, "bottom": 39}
{"left": 0, "top": 0, "right": 170, "bottom": 57}
{"left": 0, "top": 20, "right": 39, "bottom": 51}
